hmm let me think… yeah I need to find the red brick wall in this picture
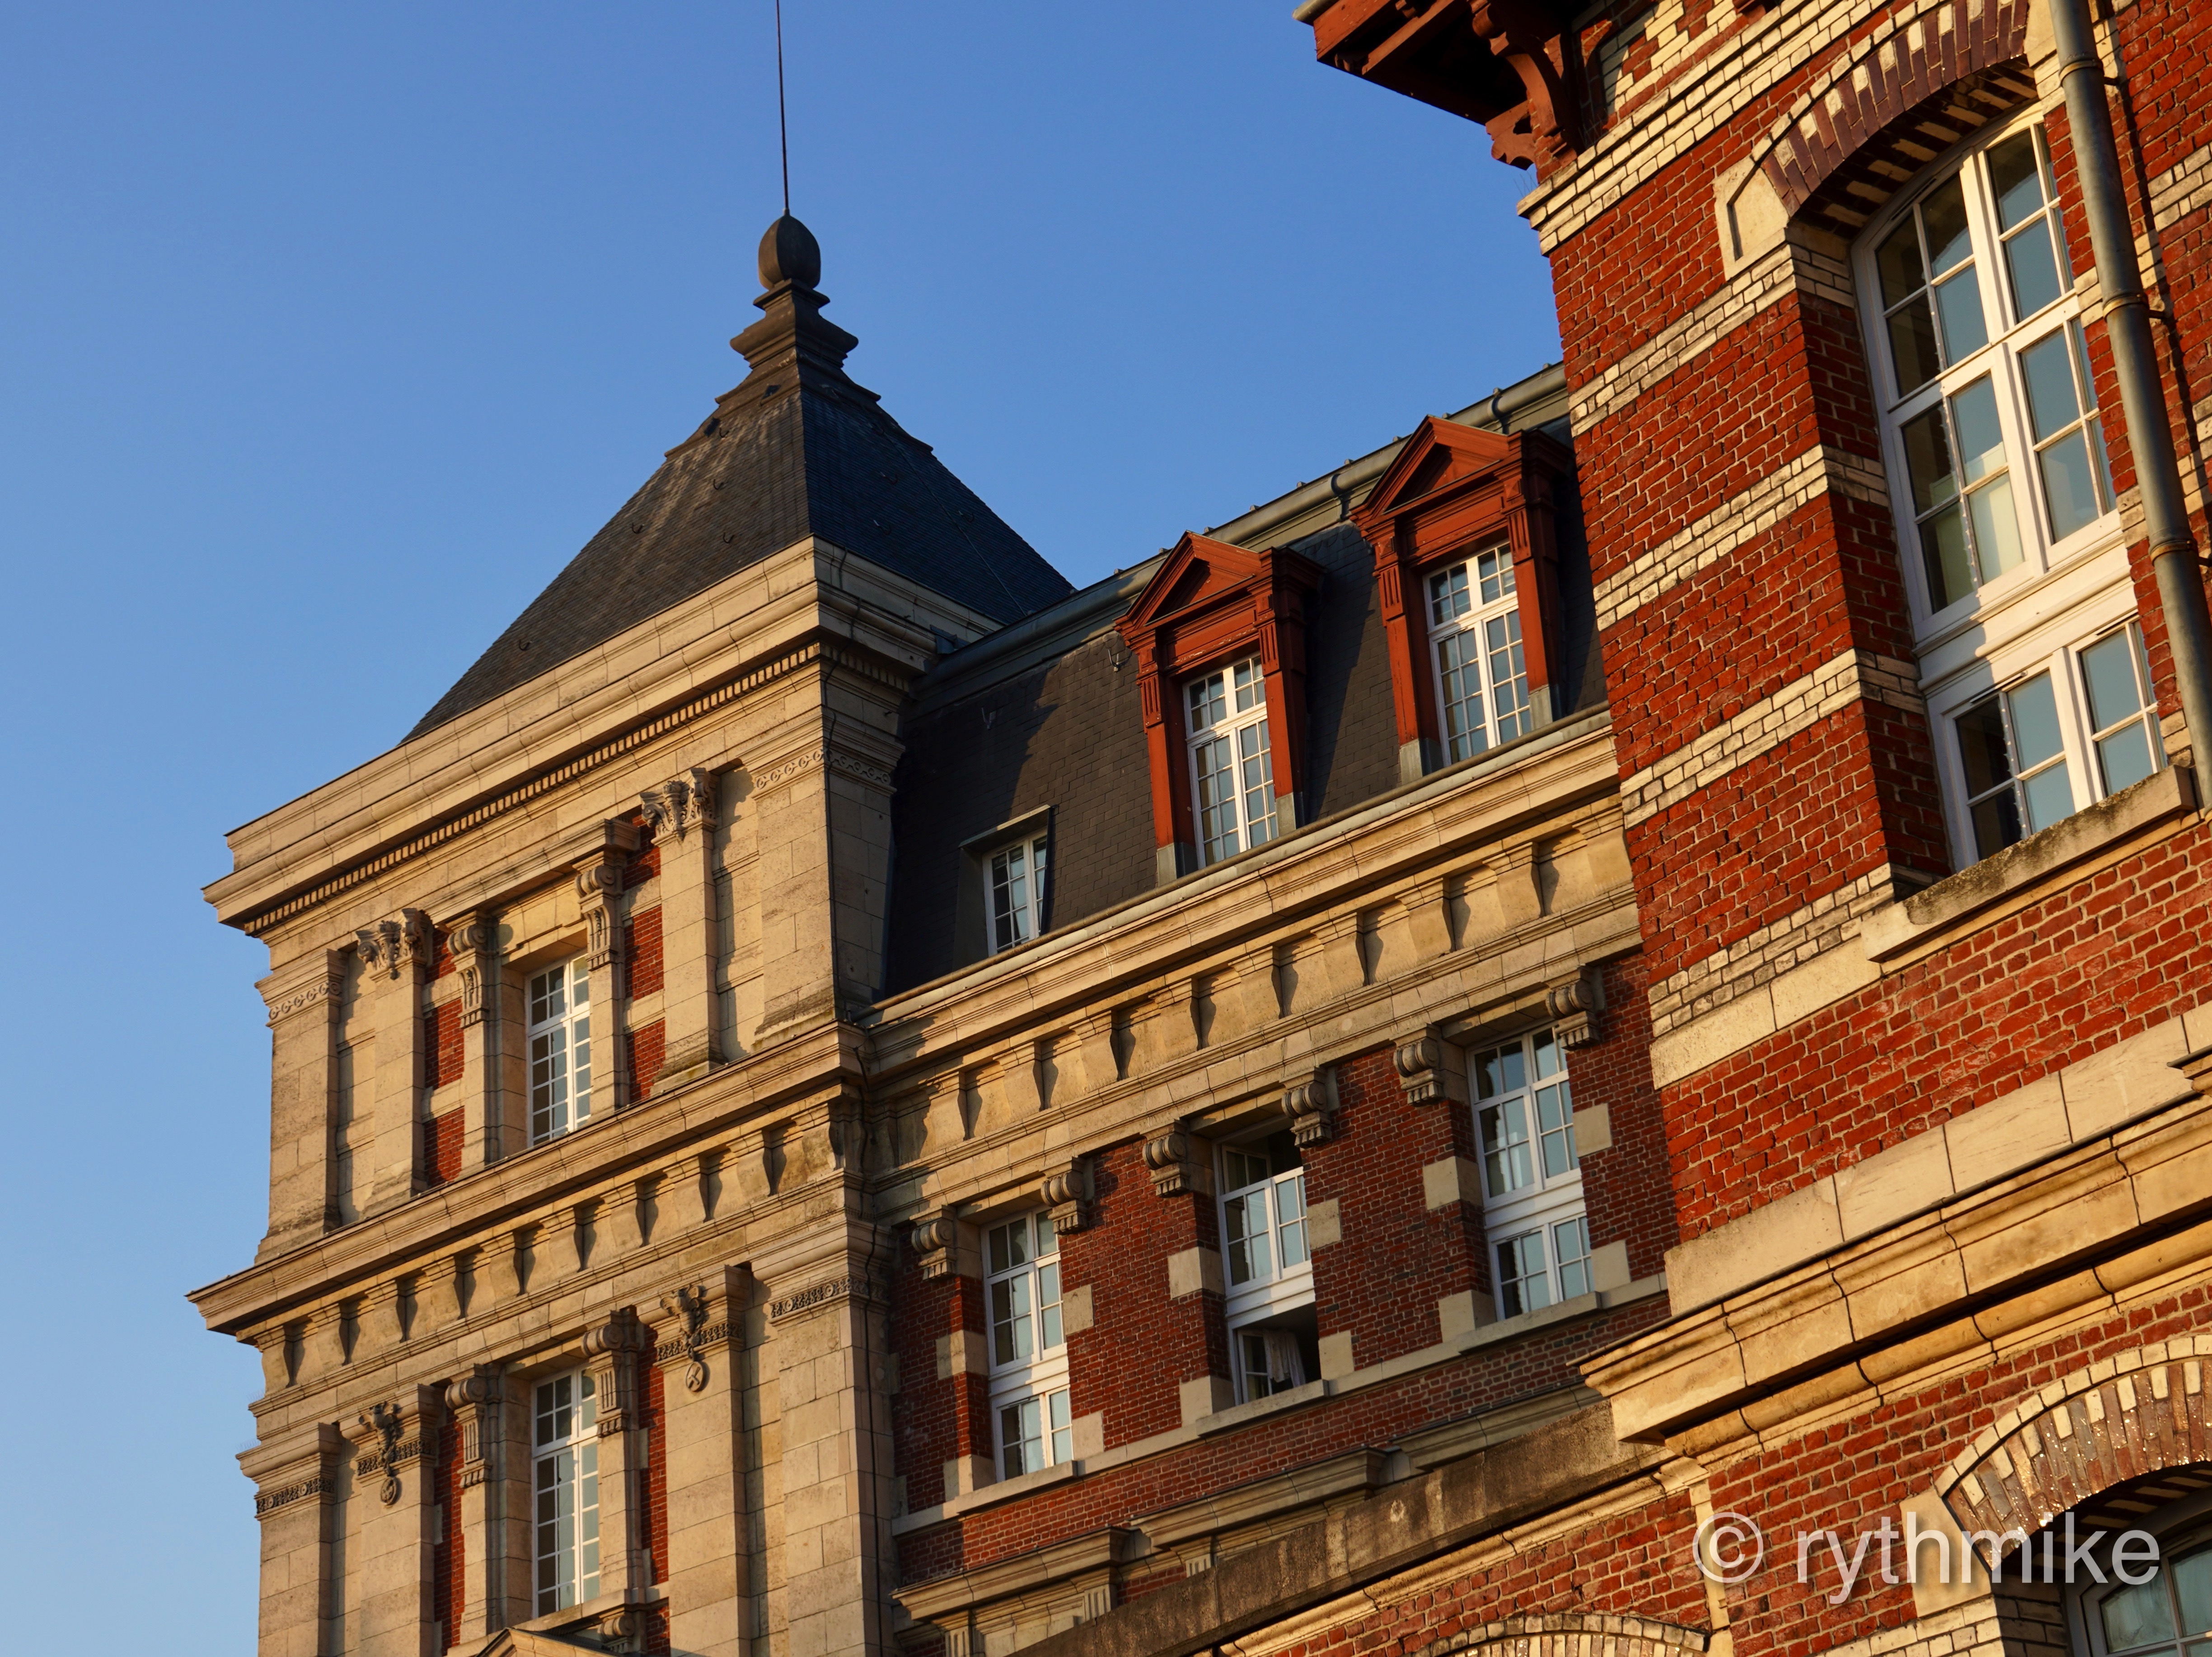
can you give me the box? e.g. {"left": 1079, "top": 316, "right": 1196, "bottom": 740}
{"left": 891, "top": 1250, "right": 988, "bottom": 1513}
{"left": 626, "top": 906, "right": 664, "bottom": 1000}
{"left": 898, "top": 1295, "right": 1665, "bottom": 1588}
{"left": 1569, "top": 955, "right": 1677, "bottom": 1282}
{"left": 422, "top": 1108, "right": 464, "bottom": 1188}
{"left": 629, "top": 837, "right": 660, "bottom": 889}
{"left": 1668, "top": 819, "right": 2212, "bottom": 1237}
{"left": 429, "top": 999, "right": 464, "bottom": 1089}
{"left": 1060, "top": 1138, "right": 1229, "bottom": 1452}
{"left": 1305, "top": 1046, "right": 1486, "bottom": 1368}
{"left": 628, "top": 1021, "right": 665, "bottom": 1104}
{"left": 645, "top": 1359, "right": 668, "bottom": 1586}
{"left": 434, "top": 1415, "right": 462, "bottom": 1650}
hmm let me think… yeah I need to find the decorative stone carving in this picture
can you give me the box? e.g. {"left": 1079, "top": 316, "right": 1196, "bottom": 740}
{"left": 1394, "top": 1033, "right": 1449, "bottom": 1105}
{"left": 597, "top": 1608, "right": 647, "bottom": 1653}
{"left": 355, "top": 910, "right": 430, "bottom": 980}
{"left": 767, "top": 1273, "right": 883, "bottom": 1322}
{"left": 640, "top": 768, "right": 716, "bottom": 843}
{"left": 584, "top": 1306, "right": 652, "bottom": 1432}
{"left": 1547, "top": 971, "right": 1603, "bottom": 1049}
{"left": 444, "top": 1369, "right": 500, "bottom": 1489}
{"left": 1043, "top": 1156, "right": 1094, "bottom": 1233}
{"left": 354, "top": 1400, "right": 410, "bottom": 1506}
{"left": 1284, "top": 1068, "right": 1338, "bottom": 1147}
{"left": 1143, "top": 1126, "right": 1209, "bottom": 1198}
{"left": 656, "top": 1283, "right": 716, "bottom": 1392}
{"left": 443, "top": 913, "right": 498, "bottom": 1029}
{"left": 910, "top": 1213, "right": 958, "bottom": 1281}
{"left": 575, "top": 860, "right": 625, "bottom": 972}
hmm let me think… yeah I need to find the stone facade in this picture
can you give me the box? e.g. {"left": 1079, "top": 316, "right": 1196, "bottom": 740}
{"left": 195, "top": 3, "right": 2212, "bottom": 1656}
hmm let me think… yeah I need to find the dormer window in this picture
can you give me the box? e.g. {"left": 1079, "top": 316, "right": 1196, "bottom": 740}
{"left": 1187, "top": 658, "right": 1279, "bottom": 865}
{"left": 1428, "top": 547, "right": 1534, "bottom": 762}
{"left": 988, "top": 832, "right": 1050, "bottom": 955}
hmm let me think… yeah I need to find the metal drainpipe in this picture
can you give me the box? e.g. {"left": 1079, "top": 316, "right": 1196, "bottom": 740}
{"left": 2049, "top": 0, "right": 2212, "bottom": 768}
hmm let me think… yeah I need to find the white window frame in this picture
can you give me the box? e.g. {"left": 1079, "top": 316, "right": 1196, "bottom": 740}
{"left": 532, "top": 1368, "right": 600, "bottom": 1616}
{"left": 985, "top": 831, "right": 1051, "bottom": 957}
{"left": 1471, "top": 1028, "right": 1589, "bottom": 1319}
{"left": 1856, "top": 110, "right": 2163, "bottom": 868}
{"left": 1185, "top": 656, "right": 1279, "bottom": 866}
{"left": 1427, "top": 544, "right": 1534, "bottom": 763}
{"left": 984, "top": 1210, "right": 1069, "bottom": 1479}
{"left": 1217, "top": 1134, "right": 1313, "bottom": 1401}
{"left": 526, "top": 957, "right": 592, "bottom": 1146}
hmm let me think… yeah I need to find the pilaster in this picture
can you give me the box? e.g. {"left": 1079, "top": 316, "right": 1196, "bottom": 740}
{"left": 444, "top": 1367, "right": 505, "bottom": 1647}
{"left": 356, "top": 911, "right": 432, "bottom": 1217}
{"left": 256, "top": 949, "right": 346, "bottom": 1260}
{"left": 642, "top": 768, "right": 722, "bottom": 1088}
{"left": 574, "top": 823, "right": 640, "bottom": 1124}
{"left": 585, "top": 1307, "right": 656, "bottom": 1600}
{"left": 443, "top": 911, "right": 514, "bottom": 1171}
{"left": 344, "top": 1382, "right": 444, "bottom": 1657}
{"left": 243, "top": 1421, "right": 346, "bottom": 1657}
{"left": 655, "top": 1267, "right": 755, "bottom": 1657}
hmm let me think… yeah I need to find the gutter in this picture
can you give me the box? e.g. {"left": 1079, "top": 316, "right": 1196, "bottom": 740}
{"left": 2050, "top": 0, "right": 2212, "bottom": 764}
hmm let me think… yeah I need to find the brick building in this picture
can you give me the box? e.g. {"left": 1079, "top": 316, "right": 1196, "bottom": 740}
{"left": 192, "top": 2, "right": 2212, "bottom": 1657}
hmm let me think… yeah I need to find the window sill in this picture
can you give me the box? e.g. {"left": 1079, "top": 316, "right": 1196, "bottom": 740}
{"left": 1193, "top": 1377, "right": 1327, "bottom": 1437}
{"left": 895, "top": 1456, "right": 1079, "bottom": 1531}
{"left": 1862, "top": 764, "right": 2198, "bottom": 965}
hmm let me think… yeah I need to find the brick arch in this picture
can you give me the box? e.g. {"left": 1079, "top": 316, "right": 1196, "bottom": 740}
{"left": 1746, "top": 0, "right": 2035, "bottom": 237}
{"left": 1403, "top": 1612, "right": 1708, "bottom": 1657}
{"left": 1936, "top": 1340, "right": 2212, "bottom": 1540}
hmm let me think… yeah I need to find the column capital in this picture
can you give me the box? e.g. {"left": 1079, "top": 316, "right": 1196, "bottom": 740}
{"left": 640, "top": 767, "right": 717, "bottom": 843}
{"left": 1392, "top": 1025, "right": 1468, "bottom": 1107}
{"left": 442, "top": 911, "right": 501, "bottom": 1028}
{"left": 355, "top": 909, "right": 432, "bottom": 982}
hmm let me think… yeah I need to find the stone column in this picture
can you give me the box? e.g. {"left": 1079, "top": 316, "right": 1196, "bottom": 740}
{"left": 445, "top": 1367, "right": 505, "bottom": 1647}
{"left": 443, "top": 911, "right": 515, "bottom": 1171}
{"left": 344, "top": 1382, "right": 444, "bottom": 1657}
{"left": 256, "top": 949, "right": 347, "bottom": 1262}
{"left": 655, "top": 1266, "right": 754, "bottom": 1657}
{"left": 584, "top": 1307, "right": 656, "bottom": 1601}
{"left": 242, "top": 1421, "right": 345, "bottom": 1657}
{"left": 758, "top": 1213, "right": 898, "bottom": 1657}
{"left": 356, "top": 910, "right": 433, "bottom": 1217}
{"left": 573, "top": 825, "right": 638, "bottom": 1123}
{"left": 642, "top": 768, "right": 721, "bottom": 1089}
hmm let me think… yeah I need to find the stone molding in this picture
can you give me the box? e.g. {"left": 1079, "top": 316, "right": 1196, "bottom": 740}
{"left": 767, "top": 1272, "right": 885, "bottom": 1323}
{"left": 443, "top": 913, "right": 498, "bottom": 1029}
{"left": 253, "top": 1474, "right": 330, "bottom": 1518}
{"left": 444, "top": 1369, "right": 500, "bottom": 1489}
{"left": 1937, "top": 1341, "right": 2212, "bottom": 1540}
{"left": 750, "top": 745, "right": 896, "bottom": 797}
{"left": 263, "top": 968, "right": 344, "bottom": 1027}
{"left": 1403, "top": 1614, "right": 1707, "bottom": 1657}
{"left": 640, "top": 768, "right": 716, "bottom": 843}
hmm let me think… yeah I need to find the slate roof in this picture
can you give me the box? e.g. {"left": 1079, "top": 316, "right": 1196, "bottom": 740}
{"left": 407, "top": 218, "right": 1073, "bottom": 738}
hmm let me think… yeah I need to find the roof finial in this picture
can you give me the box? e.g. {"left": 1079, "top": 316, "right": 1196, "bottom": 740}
{"left": 774, "top": 0, "right": 791, "bottom": 218}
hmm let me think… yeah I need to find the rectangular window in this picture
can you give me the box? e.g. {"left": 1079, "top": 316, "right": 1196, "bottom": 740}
{"left": 1428, "top": 547, "right": 1532, "bottom": 762}
{"left": 988, "top": 834, "right": 1051, "bottom": 955}
{"left": 1472, "top": 1030, "right": 1590, "bottom": 1320}
{"left": 528, "top": 958, "right": 592, "bottom": 1146}
{"left": 533, "top": 1371, "right": 600, "bottom": 1615}
{"left": 332, "top": 1041, "right": 360, "bottom": 1226}
{"left": 986, "top": 1212, "right": 1069, "bottom": 1480}
{"left": 1219, "top": 1132, "right": 1316, "bottom": 1400}
{"left": 1186, "top": 658, "right": 1278, "bottom": 866}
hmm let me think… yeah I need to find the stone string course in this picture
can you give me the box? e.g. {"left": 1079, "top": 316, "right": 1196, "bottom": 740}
{"left": 1620, "top": 649, "right": 1926, "bottom": 826}
{"left": 1645, "top": 864, "right": 1903, "bottom": 1038}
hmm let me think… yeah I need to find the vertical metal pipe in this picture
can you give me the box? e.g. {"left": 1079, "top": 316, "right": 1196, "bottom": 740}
{"left": 2049, "top": 0, "right": 2212, "bottom": 766}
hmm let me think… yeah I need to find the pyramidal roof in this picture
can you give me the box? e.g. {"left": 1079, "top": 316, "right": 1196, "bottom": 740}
{"left": 408, "top": 215, "right": 1073, "bottom": 738}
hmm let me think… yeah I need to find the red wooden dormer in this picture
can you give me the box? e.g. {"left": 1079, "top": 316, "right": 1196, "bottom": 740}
{"left": 1351, "top": 416, "right": 1574, "bottom": 784}
{"left": 1116, "top": 532, "right": 1325, "bottom": 882}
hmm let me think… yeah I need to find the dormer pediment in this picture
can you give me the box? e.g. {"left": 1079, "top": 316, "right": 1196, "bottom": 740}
{"left": 1352, "top": 416, "right": 1569, "bottom": 565}
{"left": 1119, "top": 533, "right": 1277, "bottom": 640}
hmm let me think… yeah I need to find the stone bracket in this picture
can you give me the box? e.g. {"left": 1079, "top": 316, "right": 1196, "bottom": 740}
{"left": 1284, "top": 1068, "right": 1338, "bottom": 1147}
{"left": 1547, "top": 970, "right": 1603, "bottom": 1049}
{"left": 1044, "top": 1155, "right": 1095, "bottom": 1233}
{"left": 1143, "top": 1123, "right": 1213, "bottom": 1198}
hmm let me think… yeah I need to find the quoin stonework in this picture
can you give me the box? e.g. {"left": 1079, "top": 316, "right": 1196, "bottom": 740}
{"left": 192, "top": 4, "right": 2212, "bottom": 1657}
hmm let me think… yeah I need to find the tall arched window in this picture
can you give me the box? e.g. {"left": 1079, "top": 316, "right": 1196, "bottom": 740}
{"left": 1858, "top": 110, "right": 2163, "bottom": 869}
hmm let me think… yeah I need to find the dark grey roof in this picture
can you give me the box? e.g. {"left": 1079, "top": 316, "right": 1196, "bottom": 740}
{"left": 408, "top": 218, "right": 1073, "bottom": 739}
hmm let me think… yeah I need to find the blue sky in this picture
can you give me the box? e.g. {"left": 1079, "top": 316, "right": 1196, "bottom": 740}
{"left": 0, "top": 4, "right": 1556, "bottom": 1644}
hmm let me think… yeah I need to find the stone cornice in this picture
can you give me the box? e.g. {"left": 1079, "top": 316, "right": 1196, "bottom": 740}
{"left": 1582, "top": 1088, "right": 2212, "bottom": 1459}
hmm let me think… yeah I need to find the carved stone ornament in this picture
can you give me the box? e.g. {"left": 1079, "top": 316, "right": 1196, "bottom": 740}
{"left": 910, "top": 1213, "right": 958, "bottom": 1281}
{"left": 658, "top": 1283, "right": 714, "bottom": 1393}
{"left": 1283, "top": 1069, "right": 1338, "bottom": 1147}
{"left": 575, "top": 860, "right": 624, "bottom": 971}
{"left": 356, "top": 1401, "right": 408, "bottom": 1506}
{"left": 640, "top": 768, "right": 717, "bottom": 843}
{"left": 356, "top": 911, "right": 431, "bottom": 981}
{"left": 443, "top": 915, "right": 497, "bottom": 1028}
{"left": 597, "top": 1608, "right": 647, "bottom": 1654}
{"left": 1042, "top": 1156, "right": 1094, "bottom": 1234}
{"left": 1143, "top": 1127, "right": 1207, "bottom": 1198}
{"left": 1394, "top": 1034, "right": 1450, "bottom": 1105}
{"left": 1546, "top": 972, "right": 1603, "bottom": 1049}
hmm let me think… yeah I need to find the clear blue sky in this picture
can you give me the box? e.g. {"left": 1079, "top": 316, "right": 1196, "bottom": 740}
{"left": 0, "top": 4, "right": 1556, "bottom": 1645}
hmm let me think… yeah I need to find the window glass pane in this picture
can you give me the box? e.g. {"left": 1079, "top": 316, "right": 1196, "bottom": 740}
{"left": 1951, "top": 377, "right": 2006, "bottom": 485}
{"left": 1971, "top": 788, "right": 2024, "bottom": 858}
{"left": 1430, "top": 563, "right": 1471, "bottom": 624}
{"left": 2177, "top": 1544, "right": 2212, "bottom": 1637}
{"left": 1437, "top": 630, "right": 1488, "bottom": 762}
{"left": 1987, "top": 131, "right": 2045, "bottom": 230}
{"left": 2097, "top": 721, "right": 2156, "bottom": 794}
{"left": 1934, "top": 270, "right": 1988, "bottom": 360}
{"left": 1497, "top": 1231, "right": 1550, "bottom": 1318}
{"left": 1888, "top": 299, "right": 1943, "bottom": 396}
{"left": 2085, "top": 414, "right": 2116, "bottom": 510}
{"left": 1876, "top": 217, "right": 1925, "bottom": 309}
{"left": 1900, "top": 406, "right": 1957, "bottom": 513}
{"left": 2037, "top": 430, "right": 2102, "bottom": 540}
{"left": 1967, "top": 472, "right": 2024, "bottom": 581}
{"left": 2082, "top": 630, "right": 2150, "bottom": 727}
{"left": 2021, "top": 761, "right": 2074, "bottom": 832}
{"left": 2102, "top": 1578, "right": 2177, "bottom": 1652}
{"left": 1957, "top": 693, "right": 2015, "bottom": 795}
{"left": 1233, "top": 658, "right": 1264, "bottom": 713}
{"left": 1554, "top": 1216, "right": 1591, "bottom": 1300}
{"left": 2019, "top": 330, "right": 2083, "bottom": 440}
{"left": 2010, "top": 673, "right": 2064, "bottom": 768}
{"left": 2004, "top": 220, "right": 2064, "bottom": 319}
{"left": 1921, "top": 176, "right": 1974, "bottom": 275}
{"left": 1478, "top": 546, "right": 1514, "bottom": 602}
